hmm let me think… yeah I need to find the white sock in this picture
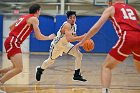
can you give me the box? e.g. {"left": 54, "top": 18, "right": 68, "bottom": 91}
{"left": 102, "top": 88, "right": 109, "bottom": 93}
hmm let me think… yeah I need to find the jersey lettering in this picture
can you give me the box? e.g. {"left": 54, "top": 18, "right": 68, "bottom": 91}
{"left": 15, "top": 18, "right": 24, "bottom": 26}
{"left": 121, "top": 8, "right": 136, "bottom": 20}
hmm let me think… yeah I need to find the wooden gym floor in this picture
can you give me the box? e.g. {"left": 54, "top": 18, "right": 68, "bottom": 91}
{"left": 0, "top": 53, "right": 140, "bottom": 93}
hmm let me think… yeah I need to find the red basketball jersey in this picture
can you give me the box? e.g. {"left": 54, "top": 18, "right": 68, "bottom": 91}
{"left": 9, "top": 14, "right": 34, "bottom": 43}
{"left": 111, "top": 3, "right": 140, "bottom": 36}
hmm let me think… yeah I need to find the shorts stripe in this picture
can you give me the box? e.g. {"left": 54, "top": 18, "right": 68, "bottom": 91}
{"left": 113, "top": 37, "right": 121, "bottom": 48}
{"left": 7, "top": 37, "right": 14, "bottom": 52}
{"left": 15, "top": 38, "right": 20, "bottom": 48}
{"left": 117, "top": 31, "right": 129, "bottom": 57}
{"left": 132, "top": 52, "right": 140, "bottom": 57}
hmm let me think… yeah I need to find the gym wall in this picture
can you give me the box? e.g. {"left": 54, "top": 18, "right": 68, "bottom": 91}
{"left": 0, "top": 15, "right": 3, "bottom": 52}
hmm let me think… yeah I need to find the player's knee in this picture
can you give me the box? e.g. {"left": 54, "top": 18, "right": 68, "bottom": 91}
{"left": 74, "top": 52, "right": 82, "bottom": 60}
{"left": 50, "top": 60, "right": 55, "bottom": 64}
{"left": 102, "top": 63, "right": 114, "bottom": 70}
{"left": 15, "top": 68, "right": 23, "bottom": 74}
{"left": 79, "top": 52, "right": 83, "bottom": 60}
{"left": 14, "top": 65, "right": 23, "bottom": 73}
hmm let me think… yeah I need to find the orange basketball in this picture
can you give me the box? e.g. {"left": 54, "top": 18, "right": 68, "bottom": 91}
{"left": 83, "top": 39, "right": 94, "bottom": 52}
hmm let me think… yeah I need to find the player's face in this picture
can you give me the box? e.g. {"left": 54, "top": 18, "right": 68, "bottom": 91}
{"left": 68, "top": 15, "right": 76, "bottom": 25}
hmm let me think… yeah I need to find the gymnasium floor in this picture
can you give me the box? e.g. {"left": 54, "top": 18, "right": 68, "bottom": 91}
{"left": 0, "top": 53, "right": 140, "bottom": 93}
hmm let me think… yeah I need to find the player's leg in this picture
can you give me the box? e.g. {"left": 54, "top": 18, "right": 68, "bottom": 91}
{"left": 0, "top": 53, "right": 23, "bottom": 84}
{"left": 0, "top": 66, "right": 14, "bottom": 74}
{"left": 0, "top": 66, "right": 14, "bottom": 78}
{"left": 132, "top": 50, "right": 140, "bottom": 74}
{"left": 0, "top": 36, "right": 14, "bottom": 75}
{"left": 132, "top": 37, "right": 140, "bottom": 74}
{"left": 101, "top": 54, "right": 121, "bottom": 93}
{"left": 133, "top": 59, "right": 140, "bottom": 74}
{"left": 102, "top": 32, "right": 131, "bottom": 93}
{"left": 36, "top": 57, "right": 55, "bottom": 81}
{"left": 66, "top": 43, "right": 86, "bottom": 81}
{"left": 36, "top": 45, "right": 64, "bottom": 81}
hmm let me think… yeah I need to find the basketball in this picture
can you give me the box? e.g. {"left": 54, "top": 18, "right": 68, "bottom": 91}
{"left": 82, "top": 39, "right": 94, "bottom": 52}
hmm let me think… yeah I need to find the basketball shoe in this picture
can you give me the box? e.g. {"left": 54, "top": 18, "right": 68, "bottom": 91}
{"left": 73, "top": 74, "right": 87, "bottom": 82}
{"left": 35, "top": 66, "right": 44, "bottom": 81}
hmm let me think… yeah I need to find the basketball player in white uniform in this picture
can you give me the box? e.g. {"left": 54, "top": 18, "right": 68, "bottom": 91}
{"left": 35, "top": 11, "right": 87, "bottom": 82}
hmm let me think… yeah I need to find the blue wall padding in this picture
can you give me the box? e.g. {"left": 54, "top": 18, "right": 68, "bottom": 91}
{"left": 0, "top": 15, "right": 3, "bottom": 52}
{"left": 55, "top": 15, "right": 67, "bottom": 32}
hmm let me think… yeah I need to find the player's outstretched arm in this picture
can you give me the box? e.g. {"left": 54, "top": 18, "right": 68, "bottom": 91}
{"left": 30, "top": 17, "right": 55, "bottom": 40}
{"left": 78, "top": 6, "right": 114, "bottom": 46}
{"left": 74, "top": 6, "right": 114, "bottom": 49}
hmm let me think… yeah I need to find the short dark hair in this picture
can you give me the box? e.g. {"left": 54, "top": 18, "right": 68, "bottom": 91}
{"left": 66, "top": 11, "right": 76, "bottom": 18}
{"left": 29, "top": 4, "right": 40, "bottom": 14}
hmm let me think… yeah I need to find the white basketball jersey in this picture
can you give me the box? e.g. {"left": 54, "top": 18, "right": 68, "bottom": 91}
{"left": 51, "top": 21, "right": 77, "bottom": 46}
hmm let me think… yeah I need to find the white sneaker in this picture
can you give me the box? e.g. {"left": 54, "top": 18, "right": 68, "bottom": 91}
{"left": 102, "top": 88, "right": 109, "bottom": 93}
{"left": 0, "top": 89, "right": 6, "bottom": 93}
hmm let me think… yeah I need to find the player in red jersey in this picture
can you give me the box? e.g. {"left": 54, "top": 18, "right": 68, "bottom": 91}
{"left": 0, "top": 4, "right": 55, "bottom": 84}
{"left": 75, "top": 0, "right": 140, "bottom": 93}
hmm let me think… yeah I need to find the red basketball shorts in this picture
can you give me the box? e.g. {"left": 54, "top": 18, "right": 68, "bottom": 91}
{"left": 109, "top": 31, "right": 140, "bottom": 61}
{"left": 4, "top": 36, "right": 21, "bottom": 59}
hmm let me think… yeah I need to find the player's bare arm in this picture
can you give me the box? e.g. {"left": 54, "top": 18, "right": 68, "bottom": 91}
{"left": 78, "top": 6, "right": 114, "bottom": 45}
{"left": 28, "top": 17, "right": 55, "bottom": 40}
{"left": 63, "top": 23, "right": 85, "bottom": 42}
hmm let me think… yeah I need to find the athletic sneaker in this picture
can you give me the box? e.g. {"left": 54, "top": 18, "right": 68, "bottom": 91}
{"left": 73, "top": 74, "right": 87, "bottom": 82}
{"left": 0, "top": 89, "right": 6, "bottom": 93}
{"left": 102, "top": 88, "right": 109, "bottom": 93}
{"left": 35, "top": 66, "right": 44, "bottom": 81}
